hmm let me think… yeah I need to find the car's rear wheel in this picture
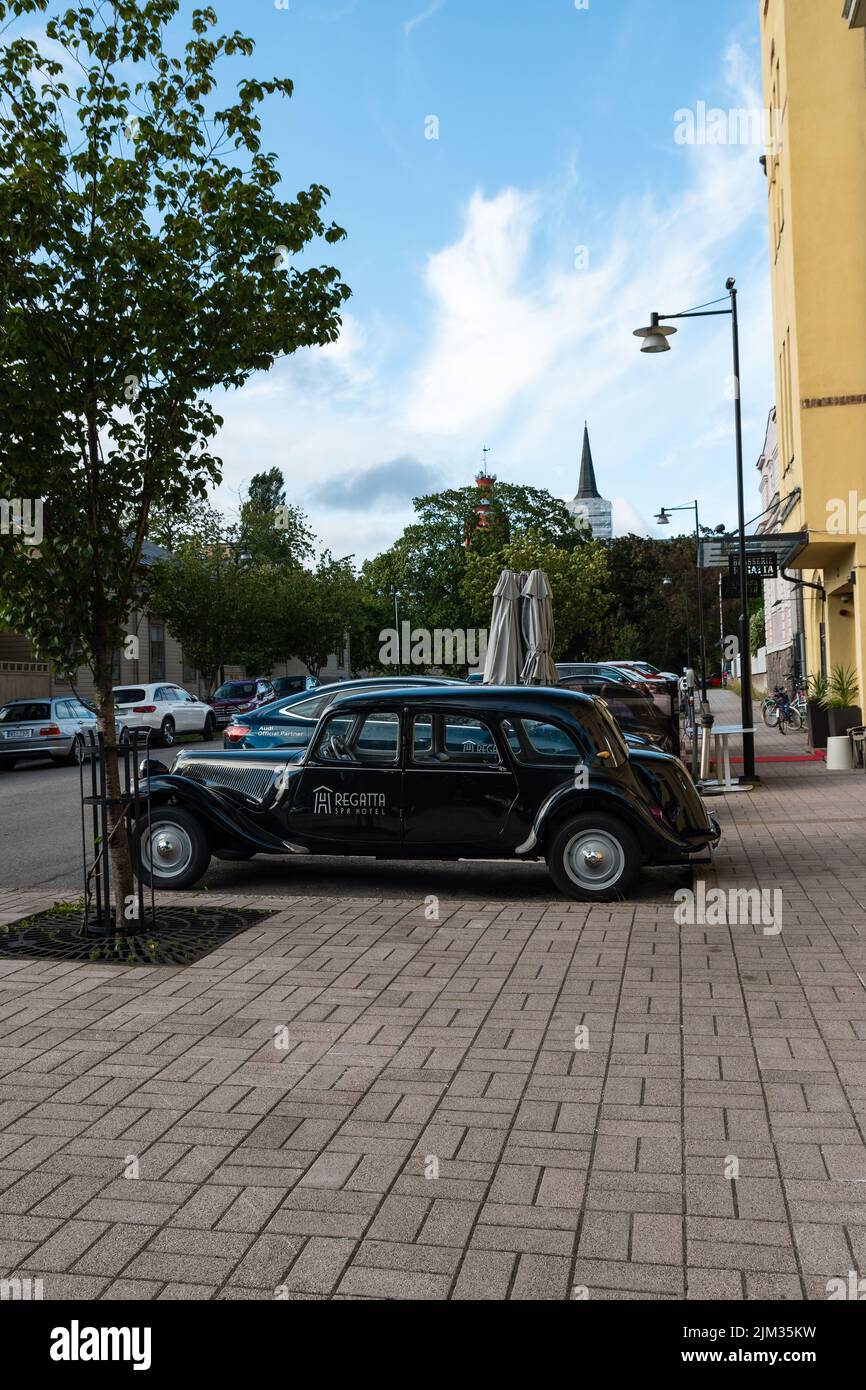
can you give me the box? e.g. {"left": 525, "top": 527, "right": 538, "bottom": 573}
{"left": 202, "top": 713, "right": 216, "bottom": 741}
{"left": 66, "top": 734, "right": 85, "bottom": 766}
{"left": 159, "top": 717, "right": 175, "bottom": 748}
{"left": 138, "top": 807, "right": 211, "bottom": 890}
{"left": 546, "top": 813, "right": 641, "bottom": 902}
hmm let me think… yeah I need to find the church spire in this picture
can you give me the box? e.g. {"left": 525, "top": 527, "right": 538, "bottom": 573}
{"left": 576, "top": 422, "right": 600, "bottom": 500}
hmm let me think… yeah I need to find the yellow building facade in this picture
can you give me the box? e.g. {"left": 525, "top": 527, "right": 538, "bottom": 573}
{"left": 760, "top": 0, "right": 866, "bottom": 691}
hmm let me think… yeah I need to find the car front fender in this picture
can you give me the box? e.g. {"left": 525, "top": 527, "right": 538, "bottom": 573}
{"left": 131, "top": 774, "right": 309, "bottom": 855}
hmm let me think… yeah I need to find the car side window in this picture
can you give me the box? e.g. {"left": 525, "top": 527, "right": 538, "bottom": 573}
{"left": 56, "top": 700, "right": 74, "bottom": 719}
{"left": 355, "top": 712, "right": 400, "bottom": 763}
{"left": 411, "top": 713, "right": 501, "bottom": 767}
{"left": 155, "top": 687, "right": 170, "bottom": 702}
{"left": 313, "top": 711, "right": 400, "bottom": 764}
{"left": 504, "top": 718, "right": 586, "bottom": 764}
{"left": 288, "top": 694, "right": 330, "bottom": 720}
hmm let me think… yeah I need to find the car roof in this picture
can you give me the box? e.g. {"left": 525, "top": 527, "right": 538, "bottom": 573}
{"left": 324, "top": 685, "right": 595, "bottom": 712}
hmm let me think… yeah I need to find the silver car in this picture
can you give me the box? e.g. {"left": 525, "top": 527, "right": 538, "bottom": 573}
{"left": 0, "top": 697, "right": 98, "bottom": 770}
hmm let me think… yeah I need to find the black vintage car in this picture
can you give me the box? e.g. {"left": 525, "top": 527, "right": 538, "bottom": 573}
{"left": 133, "top": 687, "right": 720, "bottom": 902}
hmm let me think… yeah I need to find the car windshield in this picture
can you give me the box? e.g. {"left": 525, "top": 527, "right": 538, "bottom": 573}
{"left": 215, "top": 683, "right": 256, "bottom": 699}
{"left": 113, "top": 689, "right": 146, "bottom": 705}
{"left": 0, "top": 702, "right": 50, "bottom": 723}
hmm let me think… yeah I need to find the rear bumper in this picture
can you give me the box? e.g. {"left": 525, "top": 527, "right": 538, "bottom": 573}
{"left": 0, "top": 740, "right": 70, "bottom": 759}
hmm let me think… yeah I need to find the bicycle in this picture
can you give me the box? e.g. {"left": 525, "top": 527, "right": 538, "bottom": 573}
{"left": 763, "top": 683, "right": 803, "bottom": 735}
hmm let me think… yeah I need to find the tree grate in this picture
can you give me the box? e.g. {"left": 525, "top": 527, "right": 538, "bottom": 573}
{"left": 0, "top": 905, "right": 276, "bottom": 966}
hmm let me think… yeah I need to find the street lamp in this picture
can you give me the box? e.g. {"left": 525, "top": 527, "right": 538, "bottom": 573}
{"left": 390, "top": 587, "right": 402, "bottom": 677}
{"left": 635, "top": 278, "right": 755, "bottom": 782}
{"left": 655, "top": 501, "right": 710, "bottom": 710}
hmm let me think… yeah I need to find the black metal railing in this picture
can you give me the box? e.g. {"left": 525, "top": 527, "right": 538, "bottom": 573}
{"left": 79, "top": 730, "right": 156, "bottom": 934}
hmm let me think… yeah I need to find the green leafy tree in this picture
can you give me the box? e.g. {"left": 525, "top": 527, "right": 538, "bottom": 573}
{"left": 749, "top": 603, "right": 766, "bottom": 658}
{"left": 292, "top": 554, "right": 360, "bottom": 678}
{"left": 463, "top": 533, "right": 612, "bottom": 662}
{"left": 0, "top": 0, "right": 349, "bottom": 929}
{"left": 604, "top": 535, "right": 719, "bottom": 674}
{"left": 361, "top": 483, "right": 588, "bottom": 648}
{"left": 239, "top": 468, "right": 314, "bottom": 565}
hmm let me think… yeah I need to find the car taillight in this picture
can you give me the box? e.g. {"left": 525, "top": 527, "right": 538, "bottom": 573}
{"left": 39, "top": 724, "right": 62, "bottom": 737}
{"left": 225, "top": 724, "right": 250, "bottom": 743}
{"left": 132, "top": 705, "right": 157, "bottom": 713}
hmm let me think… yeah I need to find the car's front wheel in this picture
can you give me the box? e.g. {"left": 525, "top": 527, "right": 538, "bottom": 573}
{"left": 138, "top": 807, "right": 211, "bottom": 890}
{"left": 546, "top": 813, "right": 641, "bottom": 902}
{"left": 202, "top": 713, "right": 216, "bottom": 741}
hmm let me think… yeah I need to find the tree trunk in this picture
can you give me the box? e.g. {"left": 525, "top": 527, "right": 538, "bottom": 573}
{"left": 94, "top": 649, "right": 136, "bottom": 934}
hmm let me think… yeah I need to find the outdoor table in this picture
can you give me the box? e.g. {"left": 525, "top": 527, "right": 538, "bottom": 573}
{"left": 699, "top": 724, "right": 754, "bottom": 794}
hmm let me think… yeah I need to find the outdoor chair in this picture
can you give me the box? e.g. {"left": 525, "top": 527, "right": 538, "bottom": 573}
{"left": 847, "top": 726, "right": 866, "bottom": 770}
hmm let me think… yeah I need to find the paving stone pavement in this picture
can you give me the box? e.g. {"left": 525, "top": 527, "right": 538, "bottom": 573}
{"left": 1, "top": 689, "right": 865, "bottom": 1301}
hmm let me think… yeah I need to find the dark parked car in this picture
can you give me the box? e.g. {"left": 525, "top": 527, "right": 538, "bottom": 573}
{"left": 223, "top": 675, "right": 464, "bottom": 750}
{"left": 271, "top": 676, "right": 320, "bottom": 698}
{"left": 0, "top": 696, "right": 97, "bottom": 769}
{"left": 209, "top": 679, "right": 276, "bottom": 727}
{"left": 557, "top": 676, "right": 676, "bottom": 752}
{"left": 555, "top": 662, "right": 654, "bottom": 695}
{"left": 133, "top": 687, "right": 720, "bottom": 901}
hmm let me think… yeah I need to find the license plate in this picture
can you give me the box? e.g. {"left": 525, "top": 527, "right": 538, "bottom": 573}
{"left": 2, "top": 728, "right": 31, "bottom": 739}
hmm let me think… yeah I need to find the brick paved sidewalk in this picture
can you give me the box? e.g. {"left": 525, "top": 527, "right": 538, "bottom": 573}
{"left": 1, "top": 692, "right": 865, "bottom": 1300}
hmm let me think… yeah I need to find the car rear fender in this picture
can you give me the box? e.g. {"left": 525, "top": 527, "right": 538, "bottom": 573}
{"left": 131, "top": 774, "right": 306, "bottom": 855}
{"left": 515, "top": 781, "right": 685, "bottom": 857}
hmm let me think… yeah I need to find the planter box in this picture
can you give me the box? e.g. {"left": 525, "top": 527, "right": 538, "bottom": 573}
{"left": 827, "top": 706, "right": 862, "bottom": 738}
{"left": 806, "top": 701, "right": 829, "bottom": 750}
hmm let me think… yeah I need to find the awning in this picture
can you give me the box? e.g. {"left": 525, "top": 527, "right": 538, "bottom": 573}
{"left": 698, "top": 532, "right": 809, "bottom": 570}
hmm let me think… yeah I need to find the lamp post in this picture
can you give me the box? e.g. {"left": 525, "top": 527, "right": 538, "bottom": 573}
{"left": 391, "top": 587, "right": 402, "bottom": 677}
{"left": 635, "top": 278, "right": 755, "bottom": 782}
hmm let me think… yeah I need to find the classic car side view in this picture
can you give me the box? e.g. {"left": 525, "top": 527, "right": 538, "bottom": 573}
{"left": 132, "top": 687, "right": 720, "bottom": 902}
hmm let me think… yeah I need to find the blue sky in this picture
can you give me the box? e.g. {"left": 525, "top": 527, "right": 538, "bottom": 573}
{"left": 46, "top": 0, "right": 777, "bottom": 559}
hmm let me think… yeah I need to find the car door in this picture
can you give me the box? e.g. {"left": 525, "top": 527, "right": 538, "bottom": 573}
{"left": 163, "top": 687, "right": 190, "bottom": 732}
{"left": 401, "top": 709, "right": 519, "bottom": 851}
{"left": 174, "top": 688, "right": 201, "bottom": 732}
{"left": 286, "top": 707, "right": 402, "bottom": 849}
{"left": 70, "top": 699, "right": 98, "bottom": 751}
{"left": 54, "top": 699, "right": 78, "bottom": 750}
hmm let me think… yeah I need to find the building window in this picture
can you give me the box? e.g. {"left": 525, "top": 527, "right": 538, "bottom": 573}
{"left": 182, "top": 652, "right": 198, "bottom": 686}
{"left": 149, "top": 619, "right": 166, "bottom": 682}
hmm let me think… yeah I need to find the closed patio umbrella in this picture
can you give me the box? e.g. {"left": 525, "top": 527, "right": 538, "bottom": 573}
{"left": 519, "top": 569, "right": 558, "bottom": 686}
{"left": 483, "top": 569, "right": 523, "bottom": 685}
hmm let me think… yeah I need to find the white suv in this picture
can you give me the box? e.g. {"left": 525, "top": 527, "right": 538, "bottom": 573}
{"left": 113, "top": 684, "right": 217, "bottom": 748}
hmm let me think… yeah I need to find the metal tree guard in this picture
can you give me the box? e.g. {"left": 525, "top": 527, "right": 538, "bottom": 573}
{"left": 79, "top": 730, "right": 157, "bottom": 935}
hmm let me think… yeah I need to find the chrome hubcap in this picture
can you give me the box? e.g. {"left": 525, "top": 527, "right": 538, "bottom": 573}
{"left": 564, "top": 830, "right": 626, "bottom": 890}
{"left": 143, "top": 822, "right": 193, "bottom": 880}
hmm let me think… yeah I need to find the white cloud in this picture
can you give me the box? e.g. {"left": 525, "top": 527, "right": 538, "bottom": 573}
{"left": 404, "top": 1, "right": 447, "bottom": 38}
{"left": 210, "top": 40, "right": 774, "bottom": 564}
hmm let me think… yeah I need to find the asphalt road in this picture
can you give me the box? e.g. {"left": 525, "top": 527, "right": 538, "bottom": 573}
{"left": 0, "top": 741, "right": 690, "bottom": 901}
